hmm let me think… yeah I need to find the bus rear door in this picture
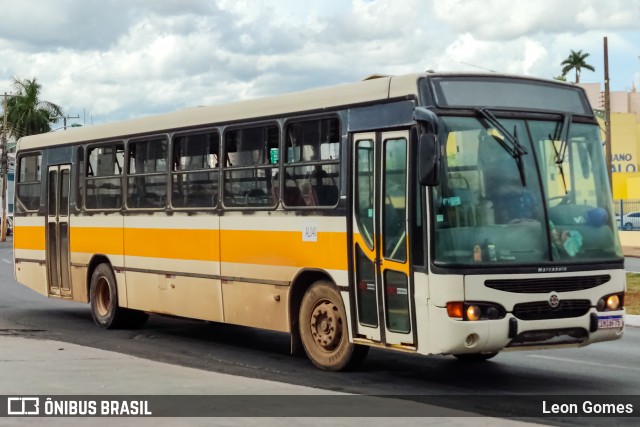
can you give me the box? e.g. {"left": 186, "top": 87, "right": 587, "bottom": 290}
{"left": 46, "top": 164, "right": 72, "bottom": 298}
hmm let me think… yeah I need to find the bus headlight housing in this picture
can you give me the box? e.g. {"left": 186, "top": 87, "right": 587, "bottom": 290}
{"left": 596, "top": 292, "right": 624, "bottom": 311}
{"left": 446, "top": 302, "right": 505, "bottom": 321}
{"left": 466, "top": 305, "right": 481, "bottom": 321}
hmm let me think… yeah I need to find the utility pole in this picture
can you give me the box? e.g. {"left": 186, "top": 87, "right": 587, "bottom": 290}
{"left": 51, "top": 114, "right": 80, "bottom": 130}
{"left": 1, "top": 92, "right": 8, "bottom": 242}
{"left": 604, "top": 37, "right": 613, "bottom": 192}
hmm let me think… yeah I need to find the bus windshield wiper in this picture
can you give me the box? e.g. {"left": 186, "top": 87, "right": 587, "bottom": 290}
{"left": 548, "top": 113, "right": 572, "bottom": 194}
{"left": 475, "top": 108, "right": 528, "bottom": 186}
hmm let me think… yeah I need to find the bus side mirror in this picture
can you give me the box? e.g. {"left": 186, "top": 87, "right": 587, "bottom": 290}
{"left": 418, "top": 134, "right": 440, "bottom": 186}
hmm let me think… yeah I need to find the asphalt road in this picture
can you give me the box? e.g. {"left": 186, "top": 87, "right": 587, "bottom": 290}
{"left": 1, "top": 240, "right": 639, "bottom": 426}
{"left": 626, "top": 256, "right": 640, "bottom": 272}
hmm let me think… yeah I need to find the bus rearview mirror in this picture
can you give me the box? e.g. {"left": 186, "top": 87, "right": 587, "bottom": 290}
{"left": 418, "top": 134, "right": 440, "bottom": 187}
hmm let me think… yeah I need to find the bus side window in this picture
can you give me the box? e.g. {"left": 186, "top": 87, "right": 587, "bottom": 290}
{"left": 223, "top": 124, "right": 278, "bottom": 208}
{"left": 16, "top": 153, "right": 43, "bottom": 212}
{"left": 171, "top": 131, "right": 219, "bottom": 209}
{"left": 127, "top": 137, "right": 168, "bottom": 209}
{"left": 283, "top": 117, "right": 340, "bottom": 208}
{"left": 86, "top": 143, "right": 124, "bottom": 210}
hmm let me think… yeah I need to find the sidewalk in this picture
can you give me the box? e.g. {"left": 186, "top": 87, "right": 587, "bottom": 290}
{"left": 0, "top": 334, "right": 544, "bottom": 426}
{"left": 620, "top": 230, "right": 640, "bottom": 258}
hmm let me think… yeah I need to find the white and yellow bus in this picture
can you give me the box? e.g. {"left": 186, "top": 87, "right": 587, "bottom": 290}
{"left": 13, "top": 72, "right": 625, "bottom": 370}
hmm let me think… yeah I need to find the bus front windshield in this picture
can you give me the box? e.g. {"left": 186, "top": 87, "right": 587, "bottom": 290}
{"left": 432, "top": 115, "right": 622, "bottom": 267}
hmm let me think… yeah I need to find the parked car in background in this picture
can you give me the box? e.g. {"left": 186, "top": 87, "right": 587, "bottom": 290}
{"left": 620, "top": 212, "right": 640, "bottom": 230}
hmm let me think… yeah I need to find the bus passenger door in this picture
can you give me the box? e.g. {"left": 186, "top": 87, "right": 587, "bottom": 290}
{"left": 352, "top": 131, "right": 414, "bottom": 347}
{"left": 46, "top": 165, "right": 72, "bottom": 298}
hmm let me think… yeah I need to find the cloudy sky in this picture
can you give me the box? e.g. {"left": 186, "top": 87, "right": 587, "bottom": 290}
{"left": 0, "top": 0, "right": 638, "bottom": 127}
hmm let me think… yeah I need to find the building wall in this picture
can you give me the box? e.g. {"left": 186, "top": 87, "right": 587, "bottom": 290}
{"left": 581, "top": 83, "right": 640, "bottom": 200}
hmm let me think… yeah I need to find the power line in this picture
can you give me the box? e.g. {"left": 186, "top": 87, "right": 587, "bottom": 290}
{"left": 459, "top": 61, "right": 498, "bottom": 73}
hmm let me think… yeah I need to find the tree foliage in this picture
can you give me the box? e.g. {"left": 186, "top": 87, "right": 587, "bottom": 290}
{"left": 1, "top": 77, "right": 64, "bottom": 139}
{"left": 561, "top": 50, "right": 595, "bottom": 83}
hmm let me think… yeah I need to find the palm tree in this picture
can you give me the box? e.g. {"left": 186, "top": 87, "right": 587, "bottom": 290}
{"left": 2, "top": 77, "right": 64, "bottom": 139}
{"left": 561, "top": 50, "right": 595, "bottom": 83}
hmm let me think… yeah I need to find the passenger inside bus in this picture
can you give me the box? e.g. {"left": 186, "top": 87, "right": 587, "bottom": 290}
{"left": 272, "top": 172, "right": 306, "bottom": 207}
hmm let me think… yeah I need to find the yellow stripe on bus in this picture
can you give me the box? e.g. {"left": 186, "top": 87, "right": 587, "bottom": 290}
{"left": 220, "top": 229, "right": 347, "bottom": 270}
{"left": 13, "top": 226, "right": 46, "bottom": 251}
{"left": 15, "top": 225, "right": 348, "bottom": 270}
{"left": 70, "top": 227, "right": 123, "bottom": 255}
{"left": 124, "top": 228, "right": 219, "bottom": 261}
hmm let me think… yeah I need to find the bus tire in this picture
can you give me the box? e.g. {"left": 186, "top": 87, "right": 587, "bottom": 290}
{"left": 299, "top": 281, "right": 368, "bottom": 371}
{"left": 89, "top": 263, "right": 148, "bottom": 329}
{"left": 453, "top": 352, "right": 498, "bottom": 362}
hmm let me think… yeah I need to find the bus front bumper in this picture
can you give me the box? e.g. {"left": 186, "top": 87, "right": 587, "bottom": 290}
{"left": 426, "top": 302, "right": 625, "bottom": 356}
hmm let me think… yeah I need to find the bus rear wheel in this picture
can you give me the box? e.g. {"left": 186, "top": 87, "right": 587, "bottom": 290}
{"left": 299, "top": 281, "right": 368, "bottom": 371}
{"left": 89, "top": 263, "right": 148, "bottom": 329}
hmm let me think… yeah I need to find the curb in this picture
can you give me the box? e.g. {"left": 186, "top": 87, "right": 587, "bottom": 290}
{"left": 626, "top": 314, "right": 640, "bottom": 328}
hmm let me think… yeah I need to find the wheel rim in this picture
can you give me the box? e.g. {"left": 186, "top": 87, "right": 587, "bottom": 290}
{"left": 309, "top": 299, "right": 343, "bottom": 352}
{"left": 95, "top": 276, "right": 111, "bottom": 317}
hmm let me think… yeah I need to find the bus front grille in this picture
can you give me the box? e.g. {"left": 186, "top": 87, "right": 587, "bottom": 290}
{"left": 485, "top": 275, "right": 610, "bottom": 293}
{"left": 512, "top": 300, "right": 591, "bottom": 320}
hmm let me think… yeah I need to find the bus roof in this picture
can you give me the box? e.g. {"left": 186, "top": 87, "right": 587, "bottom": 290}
{"left": 17, "top": 73, "right": 425, "bottom": 151}
{"left": 16, "top": 72, "right": 583, "bottom": 151}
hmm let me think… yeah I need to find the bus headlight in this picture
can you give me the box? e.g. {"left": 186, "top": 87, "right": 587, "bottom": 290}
{"left": 466, "top": 305, "right": 481, "bottom": 321}
{"left": 446, "top": 302, "right": 505, "bottom": 320}
{"left": 596, "top": 292, "right": 624, "bottom": 311}
{"left": 607, "top": 295, "right": 620, "bottom": 310}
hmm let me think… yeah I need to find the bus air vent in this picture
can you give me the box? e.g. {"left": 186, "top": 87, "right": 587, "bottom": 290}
{"left": 484, "top": 275, "right": 610, "bottom": 293}
{"left": 512, "top": 300, "right": 591, "bottom": 321}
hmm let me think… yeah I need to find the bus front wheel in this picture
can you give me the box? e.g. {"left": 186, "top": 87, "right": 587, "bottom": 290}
{"left": 89, "top": 263, "right": 148, "bottom": 329}
{"left": 299, "top": 281, "right": 368, "bottom": 371}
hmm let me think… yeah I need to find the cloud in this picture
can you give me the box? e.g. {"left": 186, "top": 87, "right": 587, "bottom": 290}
{"left": 0, "top": 0, "right": 636, "bottom": 125}
{"left": 433, "top": 0, "right": 638, "bottom": 41}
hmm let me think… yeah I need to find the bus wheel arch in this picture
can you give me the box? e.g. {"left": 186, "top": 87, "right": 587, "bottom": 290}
{"left": 86, "top": 255, "right": 112, "bottom": 302}
{"left": 87, "top": 257, "right": 148, "bottom": 330}
{"left": 89, "top": 262, "right": 124, "bottom": 329}
{"left": 289, "top": 270, "right": 333, "bottom": 356}
{"left": 297, "top": 279, "right": 368, "bottom": 371}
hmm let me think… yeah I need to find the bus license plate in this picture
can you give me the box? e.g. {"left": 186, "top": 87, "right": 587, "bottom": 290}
{"left": 597, "top": 315, "right": 623, "bottom": 329}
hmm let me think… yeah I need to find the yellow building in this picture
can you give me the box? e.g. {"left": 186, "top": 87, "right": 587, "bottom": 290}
{"left": 581, "top": 83, "right": 640, "bottom": 200}
{"left": 610, "top": 113, "right": 640, "bottom": 199}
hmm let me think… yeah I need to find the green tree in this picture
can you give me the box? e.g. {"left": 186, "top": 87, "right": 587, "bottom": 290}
{"left": 561, "top": 50, "right": 595, "bottom": 83}
{"left": 1, "top": 77, "right": 64, "bottom": 139}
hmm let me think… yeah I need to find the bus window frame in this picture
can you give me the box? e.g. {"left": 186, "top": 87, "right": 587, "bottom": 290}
{"left": 15, "top": 151, "right": 44, "bottom": 214}
{"left": 281, "top": 114, "right": 342, "bottom": 210}
{"left": 170, "top": 127, "right": 221, "bottom": 211}
{"left": 74, "top": 146, "right": 84, "bottom": 213}
{"left": 84, "top": 140, "right": 126, "bottom": 212}
{"left": 221, "top": 121, "right": 280, "bottom": 211}
{"left": 125, "top": 134, "right": 170, "bottom": 212}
